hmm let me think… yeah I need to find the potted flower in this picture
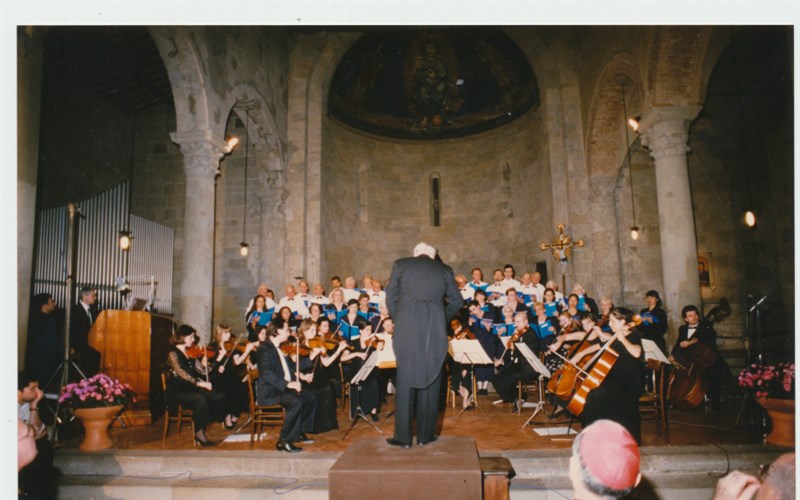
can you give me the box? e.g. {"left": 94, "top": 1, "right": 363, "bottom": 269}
{"left": 59, "top": 373, "right": 136, "bottom": 451}
{"left": 738, "top": 362, "right": 795, "bottom": 447}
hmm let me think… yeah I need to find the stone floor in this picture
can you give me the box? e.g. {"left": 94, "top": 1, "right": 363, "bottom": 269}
{"left": 53, "top": 380, "right": 769, "bottom": 454}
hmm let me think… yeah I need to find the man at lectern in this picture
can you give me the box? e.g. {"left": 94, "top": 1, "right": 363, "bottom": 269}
{"left": 71, "top": 287, "right": 101, "bottom": 376}
{"left": 385, "top": 242, "right": 463, "bottom": 448}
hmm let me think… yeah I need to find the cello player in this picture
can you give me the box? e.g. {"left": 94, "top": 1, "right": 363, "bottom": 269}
{"left": 566, "top": 307, "right": 645, "bottom": 444}
{"left": 671, "top": 305, "right": 729, "bottom": 410}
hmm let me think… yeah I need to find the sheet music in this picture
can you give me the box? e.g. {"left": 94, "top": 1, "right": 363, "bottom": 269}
{"left": 375, "top": 334, "right": 396, "bottom": 369}
{"left": 515, "top": 342, "right": 551, "bottom": 378}
{"left": 449, "top": 338, "right": 493, "bottom": 364}
{"left": 641, "top": 339, "right": 671, "bottom": 363}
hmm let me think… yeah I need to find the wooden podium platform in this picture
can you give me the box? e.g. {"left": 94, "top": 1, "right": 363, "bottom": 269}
{"left": 329, "top": 436, "right": 482, "bottom": 500}
{"left": 89, "top": 310, "right": 173, "bottom": 425}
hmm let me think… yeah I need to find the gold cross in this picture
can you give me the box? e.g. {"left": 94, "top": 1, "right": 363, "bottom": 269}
{"left": 540, "top": 223, "right": 584, "bottom": 262}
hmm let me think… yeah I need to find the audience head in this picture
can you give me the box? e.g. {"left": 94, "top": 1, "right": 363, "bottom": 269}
{"left": 32, "top": 293, "right": 55, "bottom": 315}
{"left": 79, "top": 286, "right": 97, "bottom": 305}
{"left": 569, "top": 420, "right": 641, "bottom": 499}
{"left": 757, "top": 453, "right": 795, "bottom": 500}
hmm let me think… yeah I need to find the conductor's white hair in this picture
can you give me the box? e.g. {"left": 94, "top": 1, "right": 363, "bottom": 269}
{"left": 413, "top": 242, "right": 437, "bottom": 259}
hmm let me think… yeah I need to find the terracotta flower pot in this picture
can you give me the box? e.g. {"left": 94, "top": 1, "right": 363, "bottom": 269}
{"left": 72, "top": 405, "right": 123, "bottom": 452}
{"left": 756, "top": 397, "right": 795, "bottom": 448}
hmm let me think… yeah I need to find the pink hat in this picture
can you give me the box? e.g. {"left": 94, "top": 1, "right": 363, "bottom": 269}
{"left": 578, "top": 420, "right": 640, "bottom": 491}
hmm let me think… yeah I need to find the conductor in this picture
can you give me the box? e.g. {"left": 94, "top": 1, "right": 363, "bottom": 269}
{"left": 385, "top": 242, "right": 463, "bottom": 448}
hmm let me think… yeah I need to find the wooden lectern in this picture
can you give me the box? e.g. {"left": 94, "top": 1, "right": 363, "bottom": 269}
{"left": 88, "top": 310, "right": 174, "bottom": 425}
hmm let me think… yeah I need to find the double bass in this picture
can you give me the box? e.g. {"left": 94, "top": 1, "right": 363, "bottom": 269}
{"left": 667, "top": 337, "right": 717, "bottom": 410}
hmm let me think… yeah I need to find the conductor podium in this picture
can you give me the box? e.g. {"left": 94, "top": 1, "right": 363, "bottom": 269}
{"left": 87, "top": 310, "right": 173, "bottom": 425}
{"left": 330, "top": 436, "right": 482, "bottom": 500}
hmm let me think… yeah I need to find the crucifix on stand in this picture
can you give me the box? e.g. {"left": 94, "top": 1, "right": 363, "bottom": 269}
{"left": 539, "top": 223, "right": 585, "bottom": 295}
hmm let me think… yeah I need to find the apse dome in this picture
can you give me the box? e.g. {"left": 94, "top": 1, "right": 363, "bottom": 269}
{"left": 328, "top": 28, "right": 539, "bottom": 140}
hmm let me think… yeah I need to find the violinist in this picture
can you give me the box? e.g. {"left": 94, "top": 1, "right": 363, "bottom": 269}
{"left": 164, "top": 324, "right": 227, "bottom": 447}
{"left": 208, "top": 324, "right": 255, "bottom": 429}
{"left": 252, "top": 321, "right": 317, "bottom": 453}
{"left": 448, "top": 318, "right": 473, "bottom": 410}
{"left": 370, "top": 304, "right": 391, "bottom": 333}
{"left": 340, "top": 319, "right": 382, "bottom": 421}
{"left": 544, "top": 311, "right": 582, "bottom": 374}
{"left": 671, "top": 305, "right": 729, "bottom": 410}
{"left": 467, "top": 300, "right": 500, "bottom": 396}
{"left": 597, "top": 296, "right": 614, "bottom": 333}
{"left": 298, "top": 318, "right": 349, "bottom": 433}
{"left": 491, "top": 313, "right": 540, "bottom": 411}
{"left": 574, "top": 307, "right": 644, "bottom": 444}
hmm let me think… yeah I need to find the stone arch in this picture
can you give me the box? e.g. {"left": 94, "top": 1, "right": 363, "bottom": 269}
{"left": 148, "top": 27, "right": 215, "bottom": 136}
{"left": 285, "top": 31, "right": 360, "bottom": 285}
{"left": 585, "top": 53, "right": 645, "bottom": 177}
{"left": 647, "top": 26, "right": 712, "bottom": 107}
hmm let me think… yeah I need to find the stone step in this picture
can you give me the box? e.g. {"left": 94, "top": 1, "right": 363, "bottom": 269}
{"left": 55, "top": 444, "right": 785, "bottom": 499}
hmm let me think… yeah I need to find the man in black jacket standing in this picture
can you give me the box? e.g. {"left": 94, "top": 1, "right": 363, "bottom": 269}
{"left": 71, "top": 287, "right": 101, "bottom": 376}
{"left": 385, "top": 242, "right": 463, "bottom": 447}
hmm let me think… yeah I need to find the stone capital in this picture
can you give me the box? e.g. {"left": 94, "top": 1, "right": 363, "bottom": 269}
{"left": 639, "top": 106, "right": 702, "bottom": 161}
{"left": 171, "top": 129, "right": 227, "bottom": 179}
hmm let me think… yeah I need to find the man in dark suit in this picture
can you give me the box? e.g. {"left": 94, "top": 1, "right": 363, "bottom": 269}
{"left": 672, "top": 304, "right": 730, "bottom": 409}
{"left": 70, "top": 287, "right": 101, "bottom": 376}
{"left": 26, "top": 293, "right": 61, "bottom": 386}
{"left": 254, "top": 322, "right": 317, "bottom": 452}
{"left": 385, "top": 242, "right": 463, "bottom": 447}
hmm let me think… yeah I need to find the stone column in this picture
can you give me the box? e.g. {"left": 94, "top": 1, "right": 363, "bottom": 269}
{"left": 18, "top": 27, "right": 45, "bottom": 367}
{"left": 171, "top": 131, "right": 227, "bottom": 341}
{"left": 639, "top": 106, "right": 702, "bottom": 346}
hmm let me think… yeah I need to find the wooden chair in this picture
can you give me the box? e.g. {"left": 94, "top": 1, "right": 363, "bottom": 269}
{"left": 160, "top": 372, "right": 195, "bottom": 448}
{"left": 339, "top": 364, "right": 350, "bottom": 410}
{"left": 246, "top": 372, "right": 285, "bottom": 449}
{"left": 639, "top": 359, "right": 670, "bottom": 443}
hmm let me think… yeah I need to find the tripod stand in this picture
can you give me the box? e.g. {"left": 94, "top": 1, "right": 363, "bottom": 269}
{"left": 342, "top": 352, "right": 382, "bottom": 439}
{"left": 47, "top": 203, "right": 89, "bottom": 443}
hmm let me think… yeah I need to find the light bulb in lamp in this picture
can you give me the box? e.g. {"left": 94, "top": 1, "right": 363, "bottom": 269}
{"left": 119, "top": 230, "right": 132, "bottom": 251}
{"left": 240, "top": 242, "right": 249, "bottom": 257}
{"left": 744, "top": 210, "right": 756, "bottom": 228}
{"left": 630, "top": 226, "right": 640, "bottom": 240}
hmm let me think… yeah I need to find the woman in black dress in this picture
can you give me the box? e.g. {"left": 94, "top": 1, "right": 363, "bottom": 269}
{"left": 340, "top": 319, "right": 382, "bottom": 421}
{"left": 208, "top": 324, "right": 254, "bottom": 429}
{"left": 165, "top": 324, "right": 227, "bottom": 446}
{"left": 638, "top": 290, "right": 668, "bottom": 353}
{"left": 296, "top": 319, "right": 350, "bottom": 433}
{"left": 568, "top": 307, "right": 645, "bottom": 444}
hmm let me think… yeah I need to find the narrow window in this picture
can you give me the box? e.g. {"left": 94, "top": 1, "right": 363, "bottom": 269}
{"left": 431, "top": 175, "right": 441, "bottom": 227}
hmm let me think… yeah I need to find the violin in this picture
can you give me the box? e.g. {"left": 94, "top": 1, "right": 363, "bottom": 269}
{"left": 185, "top": 345, "right": 215, "bottom": 359}
{"left": 280, "top": 341, "right": 310, "bottom": 357}
{"left": 308, "top": 337, "right": 340, "bottom": 351}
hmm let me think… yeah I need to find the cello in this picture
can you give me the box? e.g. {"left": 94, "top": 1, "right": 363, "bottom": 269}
{"left": 546, "top": 330, "right": 593, "bottom": 400}
{"left": 565, "top": 315, "right": 641, "bottom": 416}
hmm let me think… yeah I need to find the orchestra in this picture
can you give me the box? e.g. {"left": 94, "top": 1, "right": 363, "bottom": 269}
{"left": 164, "top": 265, "right": 664, "bottom": 450}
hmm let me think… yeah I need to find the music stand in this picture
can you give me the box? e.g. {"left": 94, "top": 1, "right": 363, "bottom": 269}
{"left": 641, "top": 339, "right": 670, "bottom": 364}
{"left": 342, "top": 351, "right": 382, "bottom": 439}
{"left": 516, "top": 343, "right": 552, "bottom": 428}
{"left": 449, "top": 339, "right": 493, "bottom": 417}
